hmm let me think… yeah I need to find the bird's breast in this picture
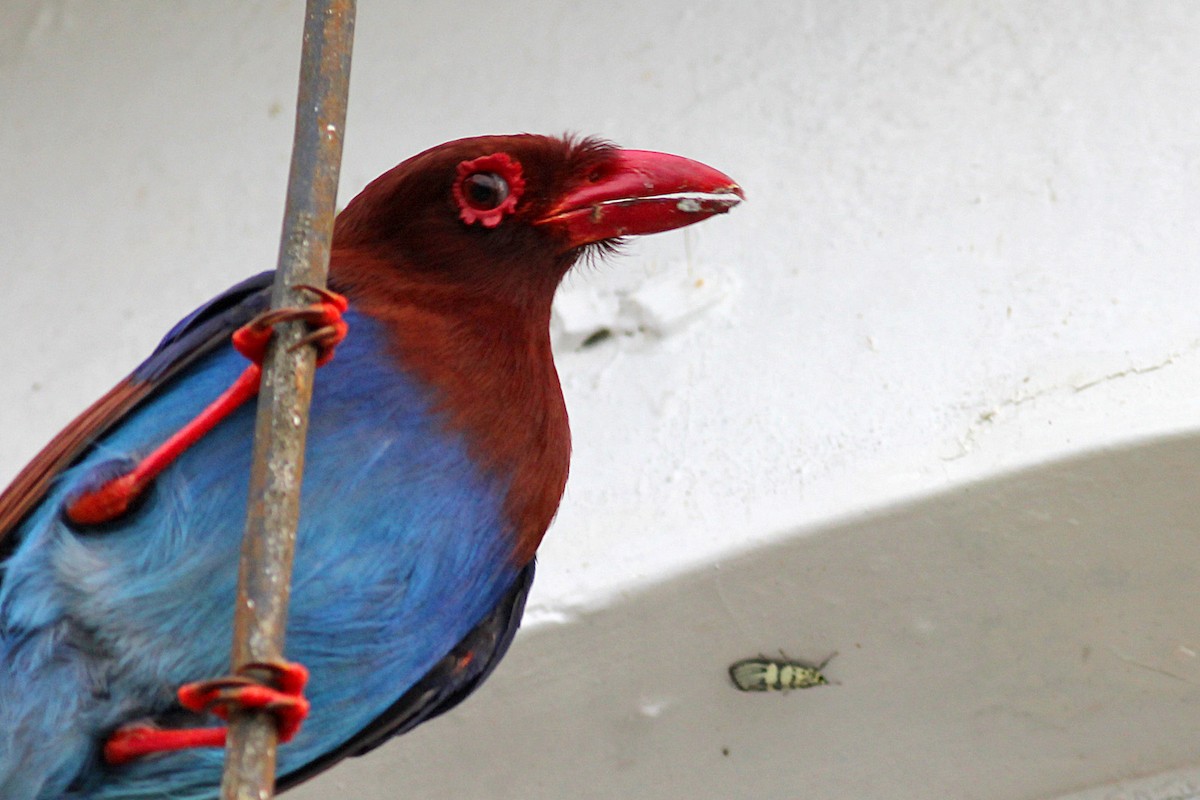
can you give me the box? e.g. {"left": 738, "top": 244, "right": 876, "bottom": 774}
{"left": 349, "top": 290, "right": 572, "bottom": 564}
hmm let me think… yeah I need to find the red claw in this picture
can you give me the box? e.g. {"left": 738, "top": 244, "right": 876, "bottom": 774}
{"left": 233, "top": 286, "right": 349, "bottom": 367}
{"left": 178, "top": 660, "right": 311, "bottom": 743}
{"left": 103, "top": 661, "right": 310, "bottom": 766}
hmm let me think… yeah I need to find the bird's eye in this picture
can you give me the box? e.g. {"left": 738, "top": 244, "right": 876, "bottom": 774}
{"left": 462, "top": 172, "right": 509, "bottom": 210}
{"left": 453, "top": 152, "right": 526, "bottom": 228}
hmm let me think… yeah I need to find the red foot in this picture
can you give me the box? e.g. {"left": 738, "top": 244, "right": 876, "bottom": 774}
{"left": 103, "top": 661, "right": 310, "bottom": 766}
{"left": 65, "top": 286, "right": 348, "bottom": 527}
{"left": 233, "top": 285, "right": 349, "bottom": 367}
{"left": 178, "top": 660, "right": 310, "bottom": 743}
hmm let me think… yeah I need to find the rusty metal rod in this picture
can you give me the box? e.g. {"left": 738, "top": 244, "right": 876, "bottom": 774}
{"left": 221, "top": 1, "right": 355, "bottom": 798}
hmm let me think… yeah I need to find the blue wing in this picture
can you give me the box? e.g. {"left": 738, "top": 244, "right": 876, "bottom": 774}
{"left": 0, "top": 271, "right": 273, "bottom": 556}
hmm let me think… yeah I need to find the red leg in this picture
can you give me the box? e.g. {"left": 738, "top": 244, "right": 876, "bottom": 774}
{"left": 104, "top": 661, "right": 310, "bottom": 766}
{"left": 65, "top": 366, "right": 262, "bottom": 526}
{"left": 65, "top": 287, "right": 348, "bottom": 527}
{"left": 104, "top": 726, "right": 228, "bottom": 765}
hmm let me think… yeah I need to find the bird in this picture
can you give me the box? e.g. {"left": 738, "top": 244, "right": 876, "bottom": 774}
{"left": 0, "top": 133, "right": 741, "bottom": 799}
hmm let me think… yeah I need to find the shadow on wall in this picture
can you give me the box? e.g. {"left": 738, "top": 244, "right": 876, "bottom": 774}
{"left": 295, "top": 433, "right": 1200, "bottom": 800}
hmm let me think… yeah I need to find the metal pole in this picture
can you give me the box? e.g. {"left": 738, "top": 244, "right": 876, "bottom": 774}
{"left": 221, "top": 2, "right": 355, "bottom": 798}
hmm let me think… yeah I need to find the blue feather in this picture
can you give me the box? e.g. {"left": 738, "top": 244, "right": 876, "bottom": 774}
{"left": 0, "top": 310, "right": 522, "bottom": 799}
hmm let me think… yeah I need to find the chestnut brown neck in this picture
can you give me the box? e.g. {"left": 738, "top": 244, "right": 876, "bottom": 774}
{"left": 331, "top": 250, "right": 571, "bottom": 565}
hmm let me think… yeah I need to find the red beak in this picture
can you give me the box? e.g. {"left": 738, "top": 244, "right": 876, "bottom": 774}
{"left": 536, "top": 149, "right": 743, "bottom": 248}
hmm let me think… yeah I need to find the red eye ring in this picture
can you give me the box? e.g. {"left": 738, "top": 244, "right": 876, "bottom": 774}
{"left": 453, "top": 153, "right": 526, "bottom": 228}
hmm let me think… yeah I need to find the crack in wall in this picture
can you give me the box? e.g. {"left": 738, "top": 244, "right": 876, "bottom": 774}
{"left": 943, "top": 342, "right": 1199, "bottom": 461}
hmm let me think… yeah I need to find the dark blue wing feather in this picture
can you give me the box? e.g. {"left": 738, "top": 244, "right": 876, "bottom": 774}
{"left": 136, "top": 272, "right": 273, "bottom": 383}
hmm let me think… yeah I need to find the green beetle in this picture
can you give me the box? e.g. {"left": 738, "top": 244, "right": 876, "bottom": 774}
{"left": 728, "top": 651, "right": 837, "bottom": 692}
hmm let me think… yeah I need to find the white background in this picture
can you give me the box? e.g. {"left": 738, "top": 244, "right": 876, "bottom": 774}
{"left": 2, "top": 3, "right": 1198, "bottom": 798}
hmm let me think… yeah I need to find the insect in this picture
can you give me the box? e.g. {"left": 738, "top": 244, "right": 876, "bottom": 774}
{"left": 728, "top": 651, "right": 837, "bottom": 692}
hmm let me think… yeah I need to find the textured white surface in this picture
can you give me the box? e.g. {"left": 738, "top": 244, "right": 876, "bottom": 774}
{"left": 2, "top": 1, "right": 1199, "bottom": 798}
{"left": 1055, "top": 768, "right": 1200, "bottom": 800}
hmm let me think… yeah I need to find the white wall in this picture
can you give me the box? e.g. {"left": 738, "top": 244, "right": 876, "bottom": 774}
{"left": 3, "top": 2, "right": 1199, "bottom": 798}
